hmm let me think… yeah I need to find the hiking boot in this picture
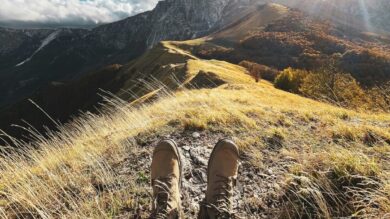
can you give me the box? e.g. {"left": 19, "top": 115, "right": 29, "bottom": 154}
{"left": 199, "top": 139, "right": 240, "bottom": 219}
{"left": 151, "top": 139, "right": 182, "bottom": 219}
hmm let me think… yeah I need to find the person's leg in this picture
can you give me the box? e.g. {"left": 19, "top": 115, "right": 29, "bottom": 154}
{"left": 199, "top": 139, "right": 240, "bottom": 219}
{"left": 150, "top": 139, "right": 182, "bottom": 219}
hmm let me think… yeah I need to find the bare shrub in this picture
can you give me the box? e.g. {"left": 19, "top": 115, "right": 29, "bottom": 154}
{"left": 300, "top": 72, "right": 366, "bottom": 109}
{"left": 239, "top": 60, "right": 279, "bottom": 82}
{"left": 366, "top": 81, "right": 390, "bottom": 112}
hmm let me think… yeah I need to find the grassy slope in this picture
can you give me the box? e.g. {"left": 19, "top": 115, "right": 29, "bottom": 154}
{"left": 0, "top": 41, "right": 389, "bottom": 218}
{"left": 211, "top": 3, "right": 289, "bottom": 41}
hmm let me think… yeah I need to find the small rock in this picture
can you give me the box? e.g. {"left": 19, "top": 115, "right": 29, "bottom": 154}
{"left": 182, "top": 146, "right": 190, "bottom": 151}
{"left": 192, "top": 132, "right": 201, "bottom": 138}
{"left": 267, "top": 169, "right": 273, "bottom": 175}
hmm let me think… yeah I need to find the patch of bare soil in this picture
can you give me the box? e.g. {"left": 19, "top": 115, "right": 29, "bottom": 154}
{"left": 115, "top": 131, "right": 290, "bottom": 218}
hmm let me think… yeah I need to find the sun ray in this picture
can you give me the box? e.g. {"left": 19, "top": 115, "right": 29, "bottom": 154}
{"left": 358, "top": 0, "right": 373, "bottom": 31}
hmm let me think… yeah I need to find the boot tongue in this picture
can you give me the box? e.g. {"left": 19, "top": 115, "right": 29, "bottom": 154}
{"left": 204, "top": 175, "right": 239, "bottom": 218}
{"left": 214, "top": 175, "right": 235, "bottom": 203}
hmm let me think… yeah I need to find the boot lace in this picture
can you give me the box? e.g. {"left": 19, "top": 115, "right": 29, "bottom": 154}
{"left": 151, "top": 175, "right": 178, "bottom": 219}
{"left": 201, "top": 175, "right": 242, "bottom": 219}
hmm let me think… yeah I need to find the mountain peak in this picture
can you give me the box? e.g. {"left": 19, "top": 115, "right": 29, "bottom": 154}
{"left": 145, "top": 0, "right": 234, "bottom": 47}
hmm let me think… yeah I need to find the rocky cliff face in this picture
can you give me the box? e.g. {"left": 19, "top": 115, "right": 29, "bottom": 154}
{"left": 145, "top": 0, "right": 231, "bottom": 47}
{"left": 94, "top": 0, "right": 262, "bottom": 49}
{"left": 0, "top": 28, "right": 55, "bottom": 68}
{"left": 0, "top": 28, "right": 52, "bottom": 55}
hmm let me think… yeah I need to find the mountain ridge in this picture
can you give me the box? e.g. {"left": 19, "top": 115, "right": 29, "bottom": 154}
{"left": 1, "top": 0, "right": 390, "bottom": 142}
{"left": 1, "top": 0, "right": 389, "bottom": 110}
{"left": 1, "top": 1, "right": 390, "bottom": 141}
{"left": 0, "top": 0, "right": 264, "bottom": 109}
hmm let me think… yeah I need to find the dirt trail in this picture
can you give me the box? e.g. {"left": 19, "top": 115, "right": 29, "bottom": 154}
{"left": 117, "top": 131, "right": 289, "bottom": 218}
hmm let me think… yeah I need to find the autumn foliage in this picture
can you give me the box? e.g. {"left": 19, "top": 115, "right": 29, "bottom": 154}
{"left": 239, "top": 60, "right": 279, "bottom": 82}
{"left": 194, "top": 10, "right": 390, "bottom": 87}
{"left": 274, "top": 68, "right": 308, "bottom": 93}
{"left": 274, "top": 66, "right": 389, "bottom": 111}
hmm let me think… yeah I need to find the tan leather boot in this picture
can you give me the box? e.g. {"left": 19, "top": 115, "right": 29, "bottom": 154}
{"left": 151, "top": 139, "right": 182, "bottom": 219}
{"left": 199, "top": 139, "right": 240, "bottom": 219}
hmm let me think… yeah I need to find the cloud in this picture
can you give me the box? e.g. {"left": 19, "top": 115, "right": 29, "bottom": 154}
{"left": 0, "top": 0, "right": 160, "bottom": 26}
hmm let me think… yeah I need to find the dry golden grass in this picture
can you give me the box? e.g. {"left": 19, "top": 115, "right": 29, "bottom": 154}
{"left": 0, "top": 42, "right": 389, "bottom": 218}
{"left": 212, "top": 3, "right": 289, "bottom": 41}
{"left": 281, "top": 146, "right": 388, "bottom": 218}
{"left": 184, "top": 59, "right": 254, "bottom": 85}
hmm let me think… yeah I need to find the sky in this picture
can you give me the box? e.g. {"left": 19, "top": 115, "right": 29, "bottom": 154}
{"left": 0, "top": 0, "right": 160, "bottom": 28}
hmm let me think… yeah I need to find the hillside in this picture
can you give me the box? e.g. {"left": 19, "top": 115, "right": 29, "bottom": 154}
{"left": 177, "top": 4, "right": 390, "bottom": 87}
{"left": 2, "top": 2, "right": 390, "bottom": 145}
{"left": 4, "top": 0, "right": 389, "bottom": 112}
{"left": 0, "top": 64, "right": 124, "bottom": 140}
{"left": 0, "top": 0, "right": 265, "bottom": 109}
{"left": 0, "top": 28, "right": 56, "bottom": 70}
{"left": 273, "top": 0, "right": 390, "bottom": 34}
{"left": 0, "top": 37, "right": 389, "bottom": 218}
